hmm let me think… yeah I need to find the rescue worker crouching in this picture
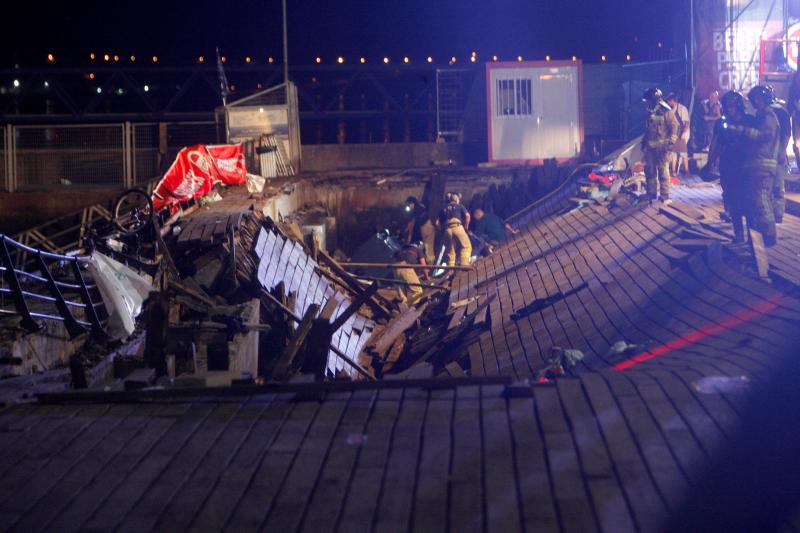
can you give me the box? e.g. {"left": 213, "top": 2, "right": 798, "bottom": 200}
{"left": 726, "top": 85, "right": 780, "bottom": 247}
{"left": 436, "top": 192, "right": 472, "bottom": 266}
{"left": 706, "top": 91, "right": 752, "bottom": 242}
{"left": 393, "top": 242, "right": 426, "bottom": 305}
{"left": 404, "top": 196, "right": 436, "bottom": 264}
{"left": 641, "top": 87, "right": 679, "bottom": 205}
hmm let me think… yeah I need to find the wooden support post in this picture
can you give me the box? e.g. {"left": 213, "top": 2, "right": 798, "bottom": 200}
{"left": 144, "top": 292, "right": 170, "bottom": 376}
{"left": 272, "top": 303, "right": 319, "bottom": 380}
{"left": 299, "top": 297, "right": 338, "bottom": 380}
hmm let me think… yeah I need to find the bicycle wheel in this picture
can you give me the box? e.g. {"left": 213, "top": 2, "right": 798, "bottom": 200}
{"left": 113, "top": 189, "right": 154, "bottom": 235}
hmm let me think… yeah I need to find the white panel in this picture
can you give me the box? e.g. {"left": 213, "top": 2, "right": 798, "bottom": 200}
{"left": 489, "top": 65, "right": 580, "bottom": 162}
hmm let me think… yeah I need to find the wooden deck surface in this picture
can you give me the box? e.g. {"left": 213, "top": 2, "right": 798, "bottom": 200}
{"left": 1, "top": 181, "right": 799, "bottom": 532}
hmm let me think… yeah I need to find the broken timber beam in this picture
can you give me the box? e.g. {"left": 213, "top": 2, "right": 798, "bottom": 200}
{"left": 317, "top": 250, "right": 393, "bottom": 320}
{"left": 259, "top": 288, "right": 375, "bottom": 380}
{"left": 330, "top": 282, "right": 379, "bottom": 333}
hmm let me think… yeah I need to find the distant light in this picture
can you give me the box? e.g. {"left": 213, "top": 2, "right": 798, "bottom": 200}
{"left": 116, "top": 88, "right": 124, "bottom": 95}
{"left": 90, "top": 52, "right": 96, "bottom": 60}
{"left": 383, "top": 56, "right": 390, "bottom": 64}
{"left": 403, "top": 56, "right": 410, "bottom": 64}
{"left": 268, "top": 56, "right": 274, "bottom": 63}
{"left": 143, "top": 85, "right": 149, "bottom": 92}
{"left": 451, "top": 56, "right": 457, "bottom": 63}
{"left": 492, "top": 55, "right": 498, "bottom": 61}
{"left": 246, "top": 56, "right": 251, "bottom": 63}
{"left": 43, "top": 81, "right": 49, "bottom": 88}
{"left": 103, "top": 54, "right": 110, "bottom": 61}
{"left": 229, "top": 84, "right": 235, "bottom": 91}
{"left": 657, "top": 42, "right": 663, "bottom": 48}
{"left": 88, "top": 72, "right": 96, "bottom": 80}
{"left": 221, "top": 56, "right": 227, "bottom": 63}
{"left": 427, "top": 56, "right": 433, "bottom": 63}
{"left": 198, "top": 56, "right": 205, "bottom": 63}
{"left": 47, "top": 53, "right": 55, "bottom": 63}
{"left": 259, "top": 107, "right": 265, "bottom": 113}
{"left": 337, "top": 56, "right": 344, "bottom": 64}
{"left": 601, "top": 55, "right": 607, "bottom": 62}
{"left": 256, "top": 83, "right": 262, "bottom": 89}
{"left": 360, "top": 57, "right": 366, "bottom": 64}
{"left": 12, "top": 79, "right": 19, "bottom": 88}
{"left": 626, "top": 54, "right": 631, "bottom": 61}
{"left": 545, "top": 55, "right": 551, "bottom": 61}
{"left": 152, "top": 56, "right": 158, "bottom": 63}
{"left": 315, "top": 56, "right": 322, "bottom": 64}
{"left": 113, "top": 55, "right": 119, "bottom": 62}
{"left": 471, "top": 51, "right": 477, "bottom": 57}
{"left": 130, "top": 55, "right": 136, "bottom": 62}
{"left": 469, "top": 56, "right": 476, "bottom": 62}
{"left": 517, "top": 55, "right": 523, "bottom": 62}
{"left": 572, "top": 55, "right": 577, "bottom": 62}
{"left": 96, "top": 87, "right": 102, "bottom": 94}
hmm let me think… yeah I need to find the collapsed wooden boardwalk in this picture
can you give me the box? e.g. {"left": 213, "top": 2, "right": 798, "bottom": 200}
{"left": 0, "top": 180, "right": 799, "bottom": 532}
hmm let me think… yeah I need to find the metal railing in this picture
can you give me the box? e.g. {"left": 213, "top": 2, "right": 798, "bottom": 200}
{"left": 0, "top": 233, "right": 106, "bottom": 338}
{"left": 1, "top": 121, "right": 218, "bottom": 192}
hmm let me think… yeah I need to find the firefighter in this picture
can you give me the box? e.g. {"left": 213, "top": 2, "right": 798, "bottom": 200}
{"left": 403, "top": 196, "right": 436, "bottom": 264}
{"left": 393, "top": 242, "right": 426, "bottom": 305}
{"left": 641, "top": 87, "right": 679, "bottom": 205}
{"left": 726, "top": 85, "right": 779, "bottom": 246}
{"left": 767, "top": 86, "right": 789, "bottom": 223}
{"left": 436, "top": 192, "right": 471, "bottom": 266}
{"left": 706, "top": 91, "right": 752, "bottom": 242}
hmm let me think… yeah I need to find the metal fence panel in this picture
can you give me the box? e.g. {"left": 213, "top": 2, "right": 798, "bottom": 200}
{"left": 0, "top": 126, "right": 6, "bottom": 192}
{"left": 14, "top": 124, "right": 125, "bottom": 190}
{"left": 132, "top": 123, "right": 159, "bottom": 184}
{"left": 131, "top": 122, "right": 218, "bottom": 184}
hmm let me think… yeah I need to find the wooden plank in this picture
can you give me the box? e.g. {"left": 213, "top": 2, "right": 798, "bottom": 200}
{"left": 749, "top": 230, "right": 770, "bottom": 279}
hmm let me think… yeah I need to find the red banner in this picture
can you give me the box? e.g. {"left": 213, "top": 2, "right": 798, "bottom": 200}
{"left": 152, "top": 144, "right": 246, "bottom": 211}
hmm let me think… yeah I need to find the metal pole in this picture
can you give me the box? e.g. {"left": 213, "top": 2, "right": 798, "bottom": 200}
{"left": 689, "top": 0, "right": 695, "bottom": 89}
{"left": 282, "top": 0, "right": 289, "bottom": 85}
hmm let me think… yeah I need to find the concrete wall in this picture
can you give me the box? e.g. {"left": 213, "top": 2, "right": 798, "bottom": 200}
{"left": 300, "top": 142, "right": 464, "bottom": 173}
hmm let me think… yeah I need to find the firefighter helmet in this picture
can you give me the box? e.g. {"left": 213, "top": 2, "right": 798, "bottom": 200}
{"left": 642, "top": 87, "right": 664, "bottom": 109}
{"left": 720, "top": 91, "right": 745, "bottom": 114}
{"left": 747, "top": 85, "right": 774, "bottom": 106}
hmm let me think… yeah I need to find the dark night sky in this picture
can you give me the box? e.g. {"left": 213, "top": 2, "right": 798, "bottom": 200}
{"left": 4, "top": 0, "right": 681, "bottom": 66}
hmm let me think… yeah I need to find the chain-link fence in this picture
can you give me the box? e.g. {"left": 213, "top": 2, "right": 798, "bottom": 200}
{"left": 13, "top": 124, "right": 126, "bottom": 190}
{"left": 131, "top": 121, "right": 218, "bottom": 184}
{"left": 3, "top": 121, "right": 220, "bottom": 190}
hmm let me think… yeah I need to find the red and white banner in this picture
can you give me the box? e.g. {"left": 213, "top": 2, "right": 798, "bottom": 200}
{"left": 152, "top": 144, "right": 247, "bottom": 211}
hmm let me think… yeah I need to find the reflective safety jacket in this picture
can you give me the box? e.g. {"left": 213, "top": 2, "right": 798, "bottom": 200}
{"left": 770, "top": 102, "right": 791, "bottom": 166}
{"left": 643, "top": 104, "right": 679, "bottom": 152}
{"left": 729, "top": 107, "right": 780, "bottom": 173}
